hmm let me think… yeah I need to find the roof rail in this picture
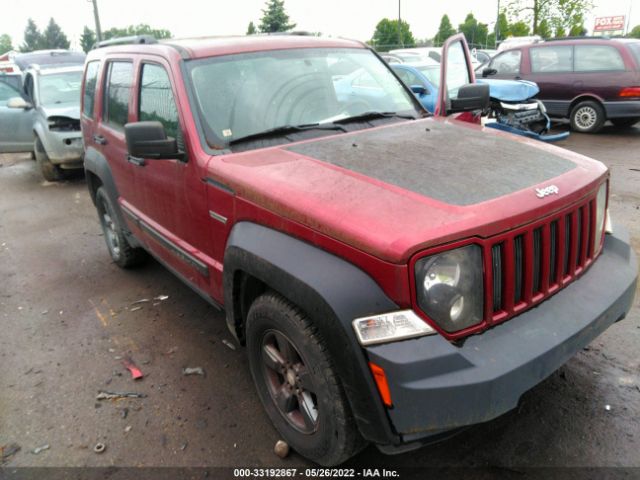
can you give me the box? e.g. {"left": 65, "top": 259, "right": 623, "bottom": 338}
{"left": 95, "top": 35, "right": 158, "bottom": 49}
{"left": 546, "top": 36, "right": 609, "bottom": 42}
{"left": 263, "top": 31, "right": 318, "bottom": 36}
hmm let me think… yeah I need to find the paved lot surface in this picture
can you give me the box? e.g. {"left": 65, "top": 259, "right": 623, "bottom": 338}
{"left": 0, "top": 124, "right": 639, "bottom": 470}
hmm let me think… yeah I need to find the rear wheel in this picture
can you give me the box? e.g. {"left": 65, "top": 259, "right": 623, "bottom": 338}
{"left": 246, "top": 292, "right": 365, "bottom": 466}
{"left": 95, "top": 186, "right": 146, "bottom": 268}
{"left": 570, "top": 100, "right": 605, "bottom": 133}
{"left": 611, "top": 117, "right": 640, "bottom": 128}
{"left": 34, "top": 137, "right": 64, "bottom": 181}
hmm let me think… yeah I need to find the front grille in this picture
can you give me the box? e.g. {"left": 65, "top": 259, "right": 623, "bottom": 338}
{"left": 486, "top": 194, "right": 600, "bottom": 324}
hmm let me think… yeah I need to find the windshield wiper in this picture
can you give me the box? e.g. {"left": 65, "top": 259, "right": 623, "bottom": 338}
{"left": 333, "top": 111, "right": 418, "bottom": 124}
{"left": 228, "top": 123, "right": 347, "bottom": 146}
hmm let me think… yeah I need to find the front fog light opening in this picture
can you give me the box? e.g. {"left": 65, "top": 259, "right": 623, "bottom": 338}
{"left": 415, "top": 244, "right": 484, "bottom": 333}
{"left": 352, "top": 310, "right": 436, "bottom": 346}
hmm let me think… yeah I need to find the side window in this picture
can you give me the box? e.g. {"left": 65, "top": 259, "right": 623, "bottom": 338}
{"left": 490, "top": 50, "right": 522, "bottom": 75}
{"left": 103, "top": 61, "right": 133, "bottom": 130}
{"left": 531, "top": 46, "right": 573, "bottom": 73}
{"left": 396, "top": 69, "right": 424, "bottom": 88}
{"left": 82, "top": 61, "right": 100, "bottom": 118}
{"left": 575, "top": 45, "right": 625, "bottom": 72}
{"left": 138, "top": 63, "right": 179, "bottom": 139}
{"left": 0, "top": 82, "right": 20, "bottom": 104}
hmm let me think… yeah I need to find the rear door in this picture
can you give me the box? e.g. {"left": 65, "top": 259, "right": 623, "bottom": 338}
{"left": 0, "top": 81, "right": 34, "bottom": 152}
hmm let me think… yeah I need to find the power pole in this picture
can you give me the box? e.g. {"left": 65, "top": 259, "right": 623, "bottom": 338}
{"left": 89, "top": 0, "right": 103, "bottom": 42}
{"left": 398, "top": 0, "right": 403, "bottom": 48}
{"left": 495, "top": 0, "right": 501, "bottom": 47}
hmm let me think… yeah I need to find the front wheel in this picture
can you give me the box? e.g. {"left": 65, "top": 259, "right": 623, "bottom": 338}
{"left": 34, "top": 136, "right": 64, "bottom": 181}
{"left": 570, "top": 100, "right": 605, "bottom": 133}
{"left": 95, "top": 187, "right": 146, "bottom": 268}
{"left": 246, "top": 292, "right": 366, "bottom": 466}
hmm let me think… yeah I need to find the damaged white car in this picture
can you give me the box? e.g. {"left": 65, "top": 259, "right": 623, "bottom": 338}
{"left": 0, "top": 64, "right": 84, "bottom": 181}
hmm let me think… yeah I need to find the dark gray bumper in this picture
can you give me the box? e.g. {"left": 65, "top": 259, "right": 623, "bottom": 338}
{"left": 603, "top": 100, "right": 640, "bottom": 119}
{"left": 367, "top": 228, "right": 637, "bottom": 447}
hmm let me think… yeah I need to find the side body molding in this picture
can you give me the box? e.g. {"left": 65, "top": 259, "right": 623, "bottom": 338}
{"left": 223, "top": 221, "right": 401, "bottom": 445}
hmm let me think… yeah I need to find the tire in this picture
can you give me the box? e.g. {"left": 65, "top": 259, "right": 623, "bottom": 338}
{"left": 570, "top": 100, "right": 605, "bottom": 133}
{"left": 95, "top": 186, "right": 146, "bottom": 268}
{"left": 611, "top": 117, "right": 640, "bottom": 128}
{"left": 246, "top": 292, "right": 366, "bottom": 466}
{"left": 34, "top": 136, "right": 64, "bottom": 181}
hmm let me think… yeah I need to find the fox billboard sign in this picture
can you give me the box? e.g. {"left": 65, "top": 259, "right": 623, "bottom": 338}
{"left": 593, "top": 15, "right": 626, "bottom": 32}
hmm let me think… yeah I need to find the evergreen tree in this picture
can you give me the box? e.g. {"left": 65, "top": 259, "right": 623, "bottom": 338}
{"left": 371, "top": 19, "right": 416, "bottom": 50}
{"left": 509, "top": 20, "right": 531, "bottom": 36}
{"left": 495, "top": 12, "right": 511, "bottom": 42}
{"left": 43, "top": 18, "right": 70, "bottom": 49}
{"left": 458, "top": 13, "right": 489, "bottom": 47}
{"left": 246, "top": 21, "right": 257, "bottom": 35}
{"left": 80, "top": 26, "right": 96, "bottom": 53}
{"left": 0, "top": 34, "right": 13, "bottom": 54}
{"left": 435, "top": 15, "right": 456, "bottom": 46}
{"left": 20, "top": 18, "right": 44, "bottom": 52}
{"left": 103, "top": 24, "right": 172, "bottom": 40}
{"left": 630, "top": 25, "right": 640, "bottom": 39}
{"left": 259, "top": 0, "right": 296, "bottom": 33}
{"left": 537, "top": 18, "right": 552, "bottom": 38}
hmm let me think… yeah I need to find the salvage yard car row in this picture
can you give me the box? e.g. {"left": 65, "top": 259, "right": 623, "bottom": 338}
{"left": 0, "top": 33, "right": 637, "bottom": 466}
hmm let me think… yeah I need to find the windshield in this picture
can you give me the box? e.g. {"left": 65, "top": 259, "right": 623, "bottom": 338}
{"left": 417, "top": 66, "right": 440, "bottom": 87}
{"left": 186, "top": 48, "right": 418, "bottom": 148}
{"left": 38, "top": 71, "right": 83, "bottom": 106}
{"left": 629, "top": 43, "right": 640, "bottom": 68}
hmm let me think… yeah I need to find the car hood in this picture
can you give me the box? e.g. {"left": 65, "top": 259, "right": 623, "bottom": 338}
{"left": 477, "top": 78, "right": 540, "bottom": 102}
{"left": 211, "top": 117, "right": 606, "bottom": 263}
{"left": 40, "top": 104, "right": 80, "bottom": 120}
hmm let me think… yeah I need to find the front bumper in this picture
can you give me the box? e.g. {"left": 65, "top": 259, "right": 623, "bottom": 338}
{"left": 42, "top": 130, "right": 83, "bottom": 165}
{"left": 366, "top": 228, "right": 637, "bottom": 450}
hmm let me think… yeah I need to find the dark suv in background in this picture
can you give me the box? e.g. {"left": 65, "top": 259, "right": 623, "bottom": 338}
{"left": 483, "top": 38, "right": 640, "bottom": 132}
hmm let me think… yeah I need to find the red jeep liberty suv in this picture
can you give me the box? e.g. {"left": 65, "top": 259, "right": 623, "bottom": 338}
{"left": 81, "top": 34, "right": 637, "bottom": 465}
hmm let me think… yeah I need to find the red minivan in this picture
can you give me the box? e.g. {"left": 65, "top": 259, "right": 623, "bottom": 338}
{"left": 483, "top": 38, "right": 640, "bottom": 132}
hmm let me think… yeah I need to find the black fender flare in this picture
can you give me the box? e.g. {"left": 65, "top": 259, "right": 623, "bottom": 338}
{"left": 84, "top": 145, "right": 141, "bottom": 248}
{"left": 223, "top": 221, "right": 400, "bottom": 445}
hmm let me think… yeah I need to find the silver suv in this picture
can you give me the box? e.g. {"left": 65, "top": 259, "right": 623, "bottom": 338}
{"left": 0, "top": 64, "right": 84, "bottom": 180}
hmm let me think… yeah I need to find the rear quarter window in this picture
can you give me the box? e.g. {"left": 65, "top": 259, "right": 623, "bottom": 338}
{"left": 82, "top": 61, "right": 100, "bottom": 118}
{"left": 103, "top": 61, "right": 133, "bottom": 130}
{"left": 531, "top": 46, "right": 573, "bottom": 73}
{"left": 575, "top": 45, "right": 625, "bottom": 72}
{"left": 626, "top": 43, "right": 640, "bottom": 69}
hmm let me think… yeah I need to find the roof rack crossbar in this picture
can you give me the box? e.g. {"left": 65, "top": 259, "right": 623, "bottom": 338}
{"left": 546, "top": 36, "right": 610, "bottom": 42}
{"left": 95, "top": 35, "right": 158, "bottom": 49}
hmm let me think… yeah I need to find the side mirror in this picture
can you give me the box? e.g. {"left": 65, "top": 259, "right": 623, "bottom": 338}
{"left": 124, "top": 121, "right": 184, "bottom": 160}
{"left": 410, "top": 85, "right": 427, "bottom": 96}
{"left": 7, "top": 97, "right": 33, "bottom": 110}
{"left": 450, "top": 83, "right": 490, "bottom": 113}
{"left": 482, "top": 67, "right": 497, "bottom": 78}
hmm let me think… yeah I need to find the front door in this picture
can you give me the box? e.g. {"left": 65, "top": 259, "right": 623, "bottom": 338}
{"left": 0, "top": 81, "right": 34, "bottom": 153}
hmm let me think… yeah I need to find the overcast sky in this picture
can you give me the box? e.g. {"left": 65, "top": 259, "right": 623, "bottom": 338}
{"left": 1, "top": 0, "right": 638, "bottom": 50}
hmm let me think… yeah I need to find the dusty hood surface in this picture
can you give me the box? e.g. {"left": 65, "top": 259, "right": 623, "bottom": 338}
{"left": 214, "top": 118, "right": 605, "bottom": 263}
{"left": 286, "top": 119, "right": 575, "bottom": 206}
{"left": 40, "top": 104, "right": 80, "bottom": 120}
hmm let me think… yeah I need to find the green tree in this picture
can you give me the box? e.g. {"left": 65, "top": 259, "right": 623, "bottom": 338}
{"left": 0, "top": 34, "right": 13, "bottom": 54}
{"left": 569, "top": 23, "right": 586, "bottom": 36}
{"left": 630, "top": 25, "right": 640, "bottom": 38}
{"left": 371, "top": 18, "right": 416, "bottom": 50}
{"left": 103, "top": 24, "right": 172, "bottom": 40}
{"left": 509, "top": 20, "right": 531, "bottom": 36}
{"left": 246, "top": 21, "right": 257, "bottom": 35}
{"left": 258, "top": 0, "right": 296, "bottom": 33}
{"left": 458, "top": 13, "right": 489, "bottom": 47}
{"left": 80, "top": 26, "right": 96, "bottom": 52}
{"left": 435, "top": 14, "right": 457, "bottom": 46}
{"left": 507, "top": 0, "right": 592, "bottom": 36}
{"left": 20, "top": 18, "right": 44, "bottom": 52}
{"left": 537, "top": 18, "right": 552, "bottom": 38}
{"left": 555, "top": 26, "right": 566, "bottom": 37}
{"left": 495, "top": 12, "right": 511, "bottom": 42}
{"left": 42, "top": 18, "right": 70, "bottom": 49}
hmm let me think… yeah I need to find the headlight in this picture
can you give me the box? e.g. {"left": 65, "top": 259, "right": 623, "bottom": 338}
{"left": 414, "top": 244, "right": 484, "bottom": 332}
{"left": 594, "top": 182, "right": 607, "bottom": 253}
{"left": 352, "top": 310, "right": 435, "bottom": 346}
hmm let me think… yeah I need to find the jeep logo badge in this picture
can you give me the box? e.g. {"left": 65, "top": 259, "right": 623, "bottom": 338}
{"left": 535, "top": 185, "right": 559, "bottom": 198}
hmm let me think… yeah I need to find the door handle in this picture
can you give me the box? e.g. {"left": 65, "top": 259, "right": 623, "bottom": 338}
{"left": 93, "top": 134, "right": 107, "bottom": 145}
{"left": 127, "top": 155, "right": 146, "bottom": 167}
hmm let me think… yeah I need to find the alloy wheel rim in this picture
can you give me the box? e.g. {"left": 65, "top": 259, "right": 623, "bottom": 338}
{"left": 100, "top": 201, "right": 121, "bottom": 258}
{"left": 575, "top": 106, "right": 597, "bottom": 130}
{"left": 261, "top": 330, "right": 319, "bottom": 434}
